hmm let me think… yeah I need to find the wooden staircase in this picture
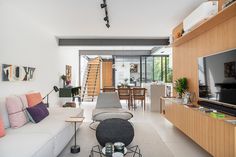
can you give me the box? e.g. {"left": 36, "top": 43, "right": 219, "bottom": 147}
{"left": 81, "top": 57, "right": 101, "bottom": 102}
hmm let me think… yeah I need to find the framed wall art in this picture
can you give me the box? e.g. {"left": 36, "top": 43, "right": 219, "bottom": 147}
{"left": 2, "top": 64, "right": 36, "bottom": 82}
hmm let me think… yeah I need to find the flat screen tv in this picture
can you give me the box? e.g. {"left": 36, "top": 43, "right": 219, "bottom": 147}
{"left": 198, "top": 48, "right": 236, "bottom": 108}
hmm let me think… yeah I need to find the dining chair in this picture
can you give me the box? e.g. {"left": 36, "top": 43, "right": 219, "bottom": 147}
{"left": 117, "top": 88, "right": 132, "bottom": 110}
{"left": 102, "top": 87, "right": 116, "bottom": 93}
{"left": 132, "top": 88, "right": 146, "bottom": 110}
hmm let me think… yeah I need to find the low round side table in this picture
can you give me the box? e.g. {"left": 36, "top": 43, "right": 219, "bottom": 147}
{"left": 65, "top": 117, "right": 84, "bottom": 154}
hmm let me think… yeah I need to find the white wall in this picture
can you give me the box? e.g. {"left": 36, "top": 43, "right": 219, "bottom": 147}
{"left": 0, "top": 3, "right": 79, "bottom": 106}
{"left": 115, "top": 62, "right": 130, "bottom": 86}
{"left": 58, "top": 47, "right": 79, "bottom": 87}
{"left": 80, "top": 56, "right": 89, "bottom": 87}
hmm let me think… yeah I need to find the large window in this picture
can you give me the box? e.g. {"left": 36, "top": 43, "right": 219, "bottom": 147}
{"left": 142, "top": 55, "right": 172, "bottom": 83}
{"left": 114, "top": 55, "right": 172, "bottom": 87}
{"left": 153, "top": 56, "right": 172, "bottom": 83}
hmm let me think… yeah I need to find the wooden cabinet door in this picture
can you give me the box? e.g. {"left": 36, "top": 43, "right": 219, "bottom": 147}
{"left": 194, "top": 112, "right": 209, "bottom": 151}
{"left": 186, "top": 108, "right": 195, "bottom": 139}
{"left": 224, "top": 123, "right": 235, "bottom": 157}
{"left": 165, "top": 103, "right": 174, "bottom": 123}
{"left": 102, "top": 61, "right": 113, "bottom": 88}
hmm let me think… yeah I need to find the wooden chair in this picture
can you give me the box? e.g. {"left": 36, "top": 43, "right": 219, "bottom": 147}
{"left": 132, "top": 88, "right": 146, "bottom": 110}
{"left": 102, "top": 87, "right": 116, "bottom": 93}
{"left": 117, "top": 88, "right": 132, "bottom": 110}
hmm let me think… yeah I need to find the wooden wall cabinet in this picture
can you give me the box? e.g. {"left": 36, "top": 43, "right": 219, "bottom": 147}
{"left": 172, "top": 2, "right": 236, "bottom": 98}
{"left": 163, "top": 99, "right": 236, "bottom": 157}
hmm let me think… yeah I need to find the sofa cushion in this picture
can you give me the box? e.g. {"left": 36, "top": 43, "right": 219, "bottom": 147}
{"left": 0, "top": 98, "right": 10, "bottom": 128}
{"left": 10, "top": 107, "right": 83, "bottom": 136}
{"left": 0, "top": 115, "right": 5, "bottom": 137}
{"left": 6, "top": 96, "right": 27, "bottom": 128}
{"left": 0, "top": 131, "right": 54, "bottom": 157}
{"left": 26, "top": 92, "right": 42, "bottom": 107}
{"left": 26, "top": 102, "right": 49, "bottom": 123}
{"left": 18, "top": 95, "right": 30, "bottom": 122}
{"left": 19, "top": 94, "right": 29, "bottom": 108}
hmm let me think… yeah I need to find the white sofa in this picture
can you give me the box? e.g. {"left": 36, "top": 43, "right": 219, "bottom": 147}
{"left": 0, "top": 99, "right": 84, "bottom": 157}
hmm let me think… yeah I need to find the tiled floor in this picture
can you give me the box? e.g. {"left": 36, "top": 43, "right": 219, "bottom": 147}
{"left": 79, "top": 100, "right": 212, "bottom": 157}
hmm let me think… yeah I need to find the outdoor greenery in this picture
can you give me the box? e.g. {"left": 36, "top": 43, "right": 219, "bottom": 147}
{"left": 153, "top": 56, "right": 173, "bottom": 83}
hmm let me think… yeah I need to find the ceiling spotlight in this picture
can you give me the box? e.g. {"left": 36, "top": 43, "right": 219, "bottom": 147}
{"left": 100, "top": 0, "right": 110, "bottom": 28}
{"left": 101, "top": 3, "right": 107, "bottom": 8}
{"left": 106, "top": 23, "right": 110, "bottom": 28}
{"left": 104, "top": 16, "right": 109, "bottom": 21}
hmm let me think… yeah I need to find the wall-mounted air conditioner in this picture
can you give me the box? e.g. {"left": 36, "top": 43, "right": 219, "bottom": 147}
{"left": 183, "top": 1, "right": 218, "bottom": 33}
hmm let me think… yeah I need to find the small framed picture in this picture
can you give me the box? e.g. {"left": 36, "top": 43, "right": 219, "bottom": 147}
{"left": 183, "top": 92, "right": 191, "bottom": 104}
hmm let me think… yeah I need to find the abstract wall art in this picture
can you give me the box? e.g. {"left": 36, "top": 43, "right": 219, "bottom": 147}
{"left": 130, "top": 64, "right": 138, "bottom": 73}
{"left": 2, "top": 64, "right": 36, "bottom": 82}
{"left": 66, "top": 65, "right": 72, "bottom": 82}
{"left": 224, "top": 61, "right": 236, "bottom": 78}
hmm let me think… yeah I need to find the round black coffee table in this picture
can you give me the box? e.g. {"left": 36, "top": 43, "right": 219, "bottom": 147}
{"left": 96, "top": 118, "right": 134, "bottom": 147}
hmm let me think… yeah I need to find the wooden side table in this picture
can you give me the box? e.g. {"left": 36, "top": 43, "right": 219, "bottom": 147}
{"left": 65, "top": 117, "right": 84, "bottom": 154}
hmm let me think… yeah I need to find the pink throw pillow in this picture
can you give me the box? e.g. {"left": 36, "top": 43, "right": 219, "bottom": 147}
{"left": 19, "top": 94, "right": 29, "bottom": 108}
{"left": 26, "top": 92, "right": 42, "bottom": 107}
{"left": 0, "top": 115, "right": 5, "bottom": 137}
{"left": 6, "top": 96, "right": 27, "bottom": 128}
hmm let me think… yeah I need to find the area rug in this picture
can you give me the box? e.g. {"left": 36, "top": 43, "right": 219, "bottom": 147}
{"left": 58, "top": 122, "right": 173, "bottom": 157}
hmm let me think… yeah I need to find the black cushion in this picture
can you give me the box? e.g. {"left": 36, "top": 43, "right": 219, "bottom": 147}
{"left": 96, "top": 118, "right": 134, "bottom": 147}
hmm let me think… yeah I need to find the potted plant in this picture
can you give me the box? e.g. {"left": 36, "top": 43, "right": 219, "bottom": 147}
{"left": 174, "top": 77, "right": 188, "bottom": 98}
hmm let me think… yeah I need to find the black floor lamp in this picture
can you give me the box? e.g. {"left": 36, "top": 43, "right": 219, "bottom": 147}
{"left": 43, "top": 86, "right": 59, "bottom": 107}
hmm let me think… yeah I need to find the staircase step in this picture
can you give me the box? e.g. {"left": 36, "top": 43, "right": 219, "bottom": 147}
{"left": 83, "top": 91, "right": 98, "bottom": 94}
{"left": 90, "top": 64, "right": 98, "bottom": 66}
{"left": 83, "top": 96, "right": 98, "bottom": 98}
{"left": 88, "top": 70, "right": 99, "bottom": 71}
{"left": 84, "top": 91, "right": 98, "bottom": 93}
{"left": 82, "top": 94, "right": 97, "bottom": 96}
{"left": 88, "top": 63, "right": 100, "bottom": 65}
{"left": 83, "top": 86, "right": 97, "bottom": 88}
{"left": 82, "top": 57, "right": 101, "bottom": 100}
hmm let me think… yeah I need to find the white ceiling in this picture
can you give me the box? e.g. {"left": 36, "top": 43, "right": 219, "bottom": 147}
{"left": 3, "top": 0, "right": 206, "bottom": 38}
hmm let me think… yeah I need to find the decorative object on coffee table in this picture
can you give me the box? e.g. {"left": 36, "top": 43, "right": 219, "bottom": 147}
{"left": 105, "top": 142, "right": 113, "bottom": 156}
{"left": 96, "top": 118, "right": 134, "bottom": 147}
{"left": 114, "top": 142, "right": 125, "bottom": 154}
{"left": 89, "top": 144, "right": 142, "bottom": 157}
{"left": 65, "top": 117, "right": 84, "bottom": 154}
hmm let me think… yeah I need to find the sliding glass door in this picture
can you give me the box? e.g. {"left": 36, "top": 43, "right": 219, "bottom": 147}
{"left": 141, "top": 56, "right": 153, "bottom": 83}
